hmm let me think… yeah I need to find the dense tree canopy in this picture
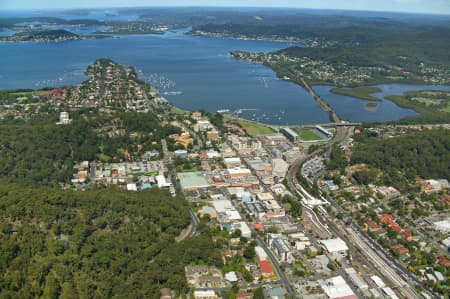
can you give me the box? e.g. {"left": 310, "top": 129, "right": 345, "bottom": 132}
{"left": 0, "top": 181, "right": 220, "bottom": 298}
{"left": 0, "top": 111, "right": 181, "bottom": 184}
{"left": 351, "top": 129, "right": 449, "bottom": 181}
{"left": 0, "top": 121, "right": 98, "bottom": 183}
{"left": 196, "top": 19, "right": 450, "bottom": 70}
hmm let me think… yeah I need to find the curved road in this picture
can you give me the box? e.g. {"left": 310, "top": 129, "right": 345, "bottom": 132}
{"left": 287, "top": 125, "right": 350, "bottom": 192}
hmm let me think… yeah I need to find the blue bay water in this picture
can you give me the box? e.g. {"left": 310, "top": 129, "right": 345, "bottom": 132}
{"left": 313, "top": 85, "right": 450, "bottom": 122}
{"left": 0, "top": 30, "right": 329, "bottom": 124}
{"left": 1, "top": 28, "right": 449, "bottom": 124}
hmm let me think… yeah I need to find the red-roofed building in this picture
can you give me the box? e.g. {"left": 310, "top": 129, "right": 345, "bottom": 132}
{"left": 51, "top": 88, "right": 64, "bottom": 97}
{"left": 264, "top": 211, "right": 283, "bottom": 219}
{"left": 223, "top": 250, "right": 240, "bottom": 258}
{"left": 199, "top": 152, "right": 209, "bottom": 159}
{"left": 389, "top": 224, "right": 402, "bottom": 232}
{"left": 259, "top": 260, "right": 274, "bottom": 277}
{"left": 391, "top": 244, "right": 410, "bottom": 256}
{"left": 236, "top": 292, "right": 253, "bottom": 299}
{"left": 438, "top": 256, "right": 450, "bottom": 267}
{"left": 403, "top": 230, "right": 412, "bottom": 240}
{"left": 39, "top": 88, "right": 65, "bottom": 98}
{"left": 367, "top": 220, "right": 382, "bottom": 232}
{"left": 212, "top": 176, "right": 225, "bottom": 183}
{"left": 254, "top": 223, "right": 264, "bottom": 232}
{"left": 380, "top": 214, "right": 395, "bottom": 225}
{"left": 123, "top": 150, "right": 131, "bottom": 160}
{"left": 440, "top": 193, "right": 450, "bottom": 203}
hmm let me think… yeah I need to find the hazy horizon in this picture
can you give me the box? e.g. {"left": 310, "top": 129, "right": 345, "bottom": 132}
{"left": 1, "top": 0, "right": 449, "bottom": 15}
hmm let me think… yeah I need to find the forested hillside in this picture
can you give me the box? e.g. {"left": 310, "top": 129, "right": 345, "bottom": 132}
{"left": 0, "top": 182, "right": 221, "bottom": 298}
{"left": 326, "top": 129, "right": 449, "bottom": 192}
{"left": 351, "top": 129, "right": 449, "bottom": 181}
{"left": 0, "top": 112, "right": 180, "bottom": 184}
{"left": 0, "top": 121, "right": 98, "bottom": 183}
{"left": 278, "top": 30, "right": 450, "bottom": 70}
{"left": 195, "top": 18, "right": 450, "bottom": 69}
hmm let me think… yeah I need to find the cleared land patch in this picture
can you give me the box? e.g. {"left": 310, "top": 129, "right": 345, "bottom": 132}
{"left": 297, "top": 129, "right": 324, "bottom": 141}
{"left": 234, "top": 118, "right": 275, "bottom": 136}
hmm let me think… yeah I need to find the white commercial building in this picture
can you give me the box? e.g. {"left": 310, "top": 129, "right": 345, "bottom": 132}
{"left": 319, "top": 276, "right": 358, "bottom": 299}
{"left": 156, "top": 175, "right": 171, "bottom": 188}
{"left": 255, "top": 246, "right": 268, "bottom": 261}
{"left": 126, "top": 183, "right": 137, "bottom": 191}
{"left": 433, "top": 219, "right": 450, "bottom": 233}
{"left": 205, "top": 150, "right": 221, "bottom": 159}
{"left": 319, "top": 238, "right": 349, "bottom": 255}
{"left": 227, "top": 167, "right": 252, "bottom": 178}
{"left": 271, "top": 237, "right": 292, "bottom": 263}
{"left": 194, "top": 290, "right": 219, "bottom": 299}
{"left": 56, "top": 111, "right": 71, "bottom": 125}
{"left": 370, "top": 275, "right": 386, "bottom": 288}
{"left": 232, "top": 221, "right": 251, "bottom": 238}
{"left": 225, "top": 271, "right": 238, "bottom": 283}
{"left": 316, "top": 125, "right": 333, "bottom": 138}
{"left": 212, "top": 199, "right": 242, "bottom": 221}
{"left": 281, "top": 127, "right": 299, "bottom": 142}
{"left": 238, "top": 221, "right": 251, "bottom": 238}
{"left": 224, "top": 157, "right": 242, "bottom": 168}
{"left": 442, "top": 236, "right": 450, "bottom": 251}
{"left": 344, "top": 267, "right": 369, "bottom": 291}
{"left": 212, "top": 199, "right": 234, "bottom": 213}
{"left": 272, "top": 158, "right": 289, "bottom": 179}
{"left": 256, "top": 192, "right": 275, "bottom": 201}
{"left": 194, "top": 120, "right": 214, "bottom": 132}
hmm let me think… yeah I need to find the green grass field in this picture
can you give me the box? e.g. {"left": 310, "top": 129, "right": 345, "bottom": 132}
{"left": 171, "top": 106, "right": 188, "bottom": 115}
{"left": 9, "top": 90, "right": 45, "bottom": 97}
{"left": 331, "top": 86, "right": 382, "bottom": 101}
{"left": 234, "top": 119, "right": 275, "bottom": 137}
{"left": 412, "top": 97, "right": 441, "bottom": 106}
{"left": 297, "top": 129, "right": 323, "bottom": 141}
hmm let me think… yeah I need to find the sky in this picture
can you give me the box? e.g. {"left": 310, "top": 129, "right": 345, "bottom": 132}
{"left": 1, "top": 0, "right": 449, "bottom": 15}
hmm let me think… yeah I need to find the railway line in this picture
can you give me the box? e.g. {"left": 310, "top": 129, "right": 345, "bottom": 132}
{"left": 285, "top": 125, "right": 426, "bottom": 299}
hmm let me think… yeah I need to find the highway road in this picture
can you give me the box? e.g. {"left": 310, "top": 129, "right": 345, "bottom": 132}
{"left": 230, "top": 188, "right": 295, "bottom": 296}
{"left": 161, "top": 138, "right": 170, "bottom": 163}
{"left": 188, "top": 208, "right": 200, "bottom": 237}
{"left": 162, "top": 138, "right": 201, "bottom": 239}
{"left": 255, "top": 236, "right": 294, "bottom": 295}
{"left": 287, "top": 125, "right": 351, "bottom": 190}
{"left": 194, "top": 279, "right": 285, "bottom": 299}
{"left": 194, "top": 279, "right": 284, "bottom": 292}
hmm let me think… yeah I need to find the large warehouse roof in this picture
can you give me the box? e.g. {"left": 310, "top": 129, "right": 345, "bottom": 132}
{"left": 320, "top": 238, "right": 349, "bottom": 253}
{"left": 319, "top": 276, "right": 357, "bottom": 299}
{"left": 177, "top": 171, "right": 209, "bottom": 190}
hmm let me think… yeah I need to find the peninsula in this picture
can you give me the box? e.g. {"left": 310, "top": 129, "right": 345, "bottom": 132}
{"left": 0, "top": 29, "right": 108, "bottom": 42}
